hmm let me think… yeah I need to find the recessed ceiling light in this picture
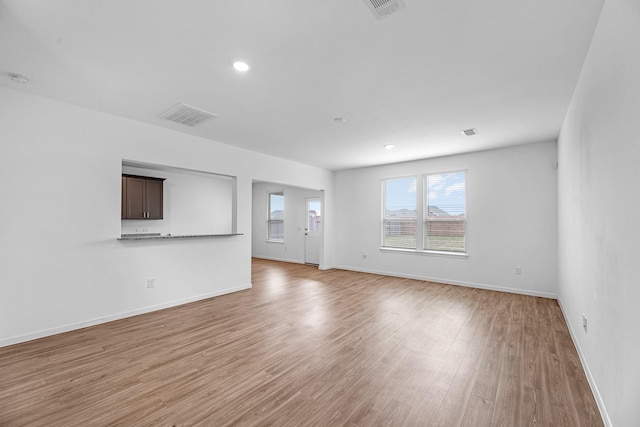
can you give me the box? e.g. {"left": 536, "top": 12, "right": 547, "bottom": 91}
{"left": 334, "top": 117, "right": 346, "bottom": 123}
{"left": 384, "top": 144, "right": 395, "bottom": 150}
{"left": 233, "top": 61, "right": 250, "bottom": 72}
{"left": 8, "top": 73, "right": 28, "bottom": 84}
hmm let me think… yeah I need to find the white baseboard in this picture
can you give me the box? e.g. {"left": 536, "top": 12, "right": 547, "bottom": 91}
{"left": 332, "top": 265, "right": 558, "bottom": 299}
{"left": 252, "top": 255, "right": 305, "bottom": 264}
{"left": 0, "top": 283, "right": 252, "bottom": 348}
{"left": 253, "top": 257, "right": 332, "bottom": 271}
{"left": 556, "top": 298, "right": 611, "bottom": 427}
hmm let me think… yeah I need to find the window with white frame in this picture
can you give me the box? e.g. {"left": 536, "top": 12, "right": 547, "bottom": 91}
{"left": 382, "top": 176, "right": 417, "bottom": 249}
{"left": 268, "top": 192, "right": 284, "bottom": 241}
{"left": 424, "top": 171, "right": 466, "bottom": 253}
{"left": 381, "top": 171, "right": 466, "bottom": 254}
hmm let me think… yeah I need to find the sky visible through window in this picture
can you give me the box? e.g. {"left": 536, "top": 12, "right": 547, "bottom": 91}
{"left": 426, "top": 171, "right": 465, "bottom": 216}
{"left": 385, "top": 172, "right": 465, "bottom": 217}
{"left": 270, "top": 194, "right": 284, "bottom": 212}
{"left": 270, "top": 193, "right": 284, "bottom": 220}
{"left": 385, "top": 177, "right": 416, "bottom": 216}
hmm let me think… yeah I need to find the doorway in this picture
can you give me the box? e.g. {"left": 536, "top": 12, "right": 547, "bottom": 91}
{"left": 251, "top": 181, "right": 323, "bottom": 265}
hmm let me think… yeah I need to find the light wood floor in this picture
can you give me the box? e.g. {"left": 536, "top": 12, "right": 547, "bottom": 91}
{"left": 0, "top": 259, "right": 602, "bottom": 426}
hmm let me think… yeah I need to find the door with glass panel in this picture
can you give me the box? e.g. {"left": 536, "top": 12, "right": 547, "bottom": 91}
{"left": 305, "top": 198, "right": 322, "bottom": 264}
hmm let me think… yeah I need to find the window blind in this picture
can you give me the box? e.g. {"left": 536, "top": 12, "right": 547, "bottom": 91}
{"left": 268, "top": 192, "right": 284, "bottom": 241}
{"left": 424, "top": 171, "right": 466, "bottom": 252}
{"left": 382, "top": 176, "right": 417, "bottom": 249}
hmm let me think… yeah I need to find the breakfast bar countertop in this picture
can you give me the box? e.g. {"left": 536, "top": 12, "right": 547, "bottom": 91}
{"left": 118, "top": 233, "right": 243, "bottom": 240}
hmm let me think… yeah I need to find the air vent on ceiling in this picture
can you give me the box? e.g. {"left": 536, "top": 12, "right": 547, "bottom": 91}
{"left": 159, "top": 103, "right": 218, "bottom": 127}
{"left": 364, "top": 0, "right": 406, "bottom": 19}
{"left": 462, "top": 128, "right": 479, "bottom": 136}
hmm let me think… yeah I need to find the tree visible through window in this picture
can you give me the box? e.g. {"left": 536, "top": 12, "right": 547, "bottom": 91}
{"left": 382, "top": 177, "right": 417, "bottom": 249}
{"left": 268, "top": 192, "right": 284, "bottom": 241}
{"left": 425, "top": 171, "right": 466, "bottom": 252}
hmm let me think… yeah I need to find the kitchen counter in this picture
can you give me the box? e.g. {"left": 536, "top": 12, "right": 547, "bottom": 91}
{"left": 118, "top": 233, "right": 243, "bottom": 240}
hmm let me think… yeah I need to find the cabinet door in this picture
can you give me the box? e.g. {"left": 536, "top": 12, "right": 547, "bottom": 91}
{"left": 125, "top": 176, "right": 146, "bottom": 219}
{"left": 145, "top": 179, "right": 164, "bottom": 219}
{"left": 121, "top": 177, "right": 127, "bottom": 219}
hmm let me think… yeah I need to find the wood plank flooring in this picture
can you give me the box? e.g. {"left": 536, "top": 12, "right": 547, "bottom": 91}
{"left": 0, "top": 259, "right": 603, "bottom": 426}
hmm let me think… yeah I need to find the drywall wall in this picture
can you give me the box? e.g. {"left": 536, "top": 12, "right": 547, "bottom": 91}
{"left": 0, "top": 87, "right": 334, "bottom": 346}
{"left": 334, "top": 141, "right": 558, "bottom": 297}
{"left": 121, "top": 164, "right": 234, "bottom": 236}
{"left": 558, "top": 0, "right": 640, "bottom": 424}
{"left": 252, "top": 182, "right": 323, "bottom": 264}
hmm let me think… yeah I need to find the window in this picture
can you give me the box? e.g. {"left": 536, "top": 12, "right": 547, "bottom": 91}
{"left": 381, "top": 171, "right": 466, "bottom": 254}
{"left": 382, "top": 176, "right": 417, "bottom": 249}
{"left": 424, "top": 171, "right": 466, "bottom": 253}
{"left": 268, "top": 192, "right": 284, "bottom": 241}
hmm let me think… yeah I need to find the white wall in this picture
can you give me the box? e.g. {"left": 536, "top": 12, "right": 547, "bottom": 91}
{"left": 252, "top": 182, "right": 322, "bottom": 264}
{"left": 122, "top": 165, "right": 234, "bottom": 236}
{"left": 558, "top": 0, "right": 640, "bottom": 424}
{"left": 0, "top": 87, "right": 334, "bottom": 347}
{"left": 334, "top": 141, "right": 558, "bottom": 297}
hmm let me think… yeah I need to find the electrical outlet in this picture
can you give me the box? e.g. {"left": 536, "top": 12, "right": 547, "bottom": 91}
{"left": 582, "top": 314, "right": 588, "bottom": 332}
{"left": 515, "top": 266, "right": 522, "bottom": 275}
{"left": 147, "top": 278, "right": 155, "bottom": 288}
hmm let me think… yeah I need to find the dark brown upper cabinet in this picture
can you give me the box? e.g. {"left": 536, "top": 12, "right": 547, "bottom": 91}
{"left": 122, "top": 175, "right": 165, "bottom": 220}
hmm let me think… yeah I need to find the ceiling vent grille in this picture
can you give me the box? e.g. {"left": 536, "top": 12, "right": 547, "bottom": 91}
{"left": 462, "top": 128, "right": 479, "bottom": 136}
{"left": 159, "top": 103, "right": 218, "bottom": 127}
{"left": 364, "top": 0, "right": 406, "bottom": 19}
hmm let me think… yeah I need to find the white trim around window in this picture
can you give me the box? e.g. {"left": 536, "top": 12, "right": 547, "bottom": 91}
{"left": 381, "top": 170, "right": 467, "bottom": 255}
{"left": 267, "top": 191, "right": 284, "bottom": 242}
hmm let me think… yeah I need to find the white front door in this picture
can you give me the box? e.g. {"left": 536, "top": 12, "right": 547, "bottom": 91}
{"left": 305, "top": 197, "right": 322, "bottom": 265}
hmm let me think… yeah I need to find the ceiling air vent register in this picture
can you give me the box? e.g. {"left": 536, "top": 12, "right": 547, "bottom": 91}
{"left": 364, "top": 0, "right": 406, "bottom": 19}
{"left": 159, "top": 103, "right": 218, "bottom": 127}
{"left": 462, "top": 128, "right": 479, "bottom": 136}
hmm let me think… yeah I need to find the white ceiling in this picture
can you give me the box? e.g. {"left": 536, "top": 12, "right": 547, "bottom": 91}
{"left": 0, "top": 0, "right": 604, "bottom": 170}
